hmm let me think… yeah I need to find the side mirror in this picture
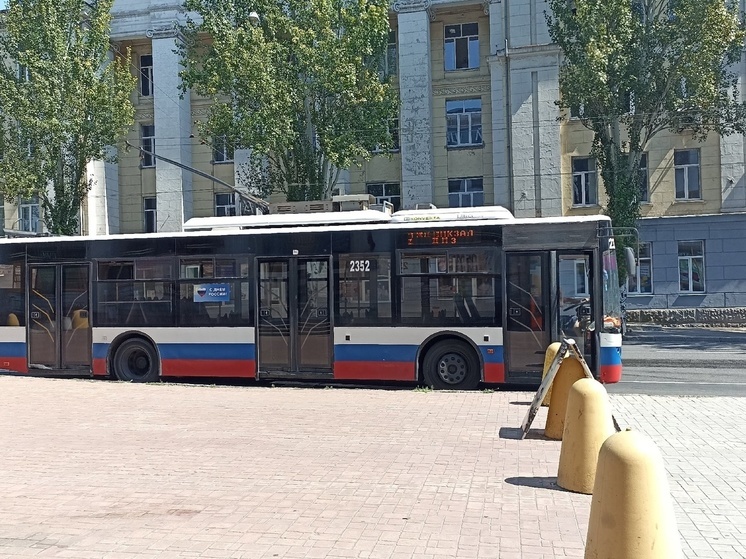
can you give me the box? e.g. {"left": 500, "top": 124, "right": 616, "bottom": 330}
{"left": 624, "top": 247, "right": 637, "bottom": 278}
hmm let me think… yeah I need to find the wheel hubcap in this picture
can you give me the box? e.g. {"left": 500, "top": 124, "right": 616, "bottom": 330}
{"left": 122, "top": 348, "right": 151, "bottom": 378}
{"left": 437, "top": 352, "right": 467, "bottom": 385}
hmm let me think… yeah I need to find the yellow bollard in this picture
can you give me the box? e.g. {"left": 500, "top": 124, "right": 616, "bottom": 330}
{"left": 541, "top": 342, "right": 563, "bottom": 406}
{"left": 544, "top": 355, "right": 585, "bottom": 440}
{"left": 585, "top": 430, "right": 682, "bottom": 559}
{"left": 556, "top": 378, "right": 615, "bottom": 494}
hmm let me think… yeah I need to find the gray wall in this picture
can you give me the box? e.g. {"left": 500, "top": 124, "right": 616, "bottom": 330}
{"left": 626, "top": 212, "right": 746, "bottom": 325}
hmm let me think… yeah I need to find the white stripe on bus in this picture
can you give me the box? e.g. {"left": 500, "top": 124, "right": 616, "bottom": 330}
{"left": 333, "top": 326, "right": 503, "bottom": 346}
{"left": 0, "top": 327, "right": 26, "bottom": 342}
{"left": 92, "top": 327, "right": 255, "bottom": 345}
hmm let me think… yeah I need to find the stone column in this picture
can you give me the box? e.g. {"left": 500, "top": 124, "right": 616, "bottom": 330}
{"left": 86, "top": 148, "right": 120, "bottom": 235}
{"left": 721, "top": 49, "right": 746, "bottom": 212}
{"left": 394, "top": 0, "right": 434, "bottom": 209}
{"left": 151, "top": 25, "right": 193, "bottom": 231}
{"left": 488, "top": 0, "right": 511, "bottom": 208}
{"left": 488, "top": 0, "right": 563, "bottom": 217}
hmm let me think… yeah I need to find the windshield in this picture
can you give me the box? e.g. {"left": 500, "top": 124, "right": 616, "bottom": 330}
{"left": 602, "top": 248, "right": 622, "bottom": 333}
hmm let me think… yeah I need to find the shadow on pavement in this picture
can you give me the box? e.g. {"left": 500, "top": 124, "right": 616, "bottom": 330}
{"left": 499, "top": 426, "right": 546, "bottom": 440}
{"left": 505, "top": 476, "right": 572, "bottom": 492}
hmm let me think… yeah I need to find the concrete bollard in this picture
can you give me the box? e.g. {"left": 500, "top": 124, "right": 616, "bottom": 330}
{"left": 557, "top": 378, "right": 615, "bottom": 494}
{"left": 541, "top": 342, "right": 563, "bottom": 406}
{"left": 544, "top": 355, "right": 585, "bottom": 440}
{"left": 585, "top": 430, "right": 682, "bottom": 559}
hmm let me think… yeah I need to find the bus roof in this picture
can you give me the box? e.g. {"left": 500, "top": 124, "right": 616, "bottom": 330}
{"left": 0, "top": 210, "right": 611, "bottom": 246}
{"left": 182, "top": 209, "right": 392, "bottom": 231}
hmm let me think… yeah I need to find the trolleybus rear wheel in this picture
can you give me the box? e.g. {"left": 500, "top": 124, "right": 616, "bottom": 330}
{"left": 422, "top": 340, "right": 480, "bottom": 390}
{"left": 113, "top": 338, "right": 159, "bottom": 382}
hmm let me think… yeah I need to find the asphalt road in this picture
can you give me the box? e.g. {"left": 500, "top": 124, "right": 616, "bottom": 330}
{"left": 609, "top": 326, "right": 746, "bottom": 396}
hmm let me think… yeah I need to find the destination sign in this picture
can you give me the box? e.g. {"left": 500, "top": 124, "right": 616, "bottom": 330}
{"left": 405, "top": 229, "right": 478, "bottom": 246}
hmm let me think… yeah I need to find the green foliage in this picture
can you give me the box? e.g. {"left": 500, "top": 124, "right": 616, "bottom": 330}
{"left": 0, "top": 0, "right": 135, "bottom": 235}
{"left": 547, "top": 0, "right": 746, "bottom": 231}
{"left": 179, "top": 0, "right": 398, "bottom": 201}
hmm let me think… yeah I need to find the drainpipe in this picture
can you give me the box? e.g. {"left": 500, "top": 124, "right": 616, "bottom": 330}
{"left": 503, "top": 0, "right": 514, "bottom": 212}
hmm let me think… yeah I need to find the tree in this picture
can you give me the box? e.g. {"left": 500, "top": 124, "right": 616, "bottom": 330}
{"left": 0, "top": 0, "right": 135, "bottom": 235}
{"left": 179, "top": 0, "right": 398, "bottom": 201}
{"left": 547, "top": 0, "right": 746, "bottom": 232}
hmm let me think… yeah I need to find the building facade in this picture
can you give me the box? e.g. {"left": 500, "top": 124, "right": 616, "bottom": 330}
{"left": 2, "top": 0, "right": 746, "bottom": 322}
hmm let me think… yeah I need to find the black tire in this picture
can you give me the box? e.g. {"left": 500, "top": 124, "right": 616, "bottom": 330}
{"left": 422, "top": 340, "right": 480, "bottom": 390}
{"left": 112, "top": 338, "right": 160, "bottom": 382}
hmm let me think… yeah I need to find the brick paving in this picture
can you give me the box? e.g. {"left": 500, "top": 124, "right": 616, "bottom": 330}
{"left": 0, "top": 376, "right": 744, "bottom": 558}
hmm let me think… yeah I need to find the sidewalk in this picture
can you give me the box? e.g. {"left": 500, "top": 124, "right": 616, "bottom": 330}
{"left": 0, "top": 376, "right": 744, "bottom": 558}
{"left": 625, "top": 323, "right": 746, "bottom": 344}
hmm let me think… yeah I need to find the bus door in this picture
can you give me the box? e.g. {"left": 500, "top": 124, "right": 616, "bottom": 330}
{"left": 556, "top": 252, "right": 595, "bottom": 368}
{"left": 504, "top": 252, "right": 550, "bottom": 382}
{"left": 27, "top": 264, "right": 91, "bottom": 371}
{"left": 257, "top": 257, "right": 332, "bottom": 376}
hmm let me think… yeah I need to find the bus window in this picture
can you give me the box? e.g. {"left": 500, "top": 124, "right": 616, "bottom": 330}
{"left": 177, "top": 256, "right": 250, "bottom": 326}
{"left": 399, "top": 248, "right": 500, "bottom": 326}
{"left": 337, "top": 254, "right": 392, "bottom": 325}
{"left": 96, "top": 258, "right": 174, "bottom": 327}
{"left": 0, "top": 263, "right": 25, "bottom": 326}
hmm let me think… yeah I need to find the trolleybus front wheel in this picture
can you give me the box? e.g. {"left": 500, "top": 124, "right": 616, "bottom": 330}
{"left": 113, "top": 338, "right": 160, "bottom": 382}
{"left": 422, "top": 340, "right": 480, "bottom": 390}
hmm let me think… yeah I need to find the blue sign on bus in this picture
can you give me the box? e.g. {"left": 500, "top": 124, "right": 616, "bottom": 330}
{"left": 193, "top": 283, "right": 231, "bottom": 302}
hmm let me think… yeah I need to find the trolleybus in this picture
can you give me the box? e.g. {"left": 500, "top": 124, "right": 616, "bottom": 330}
{"left": 0, "top": 205, "right": 623, "bottom": 389}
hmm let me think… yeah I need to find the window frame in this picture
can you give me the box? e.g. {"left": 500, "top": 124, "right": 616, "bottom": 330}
{"left": 143, "top": 197, "right": 157, "bottom": 233}
{"left": 141, "top": 124, "right": 155, "bottom": 168}
{"left": 19, "top": 196, "right": 40, "bottom": 233}
{"left": 139, "top": 54, "right": 154, "bottom": 97}
{"left": 379, "top": 30, "right": 397, "bottom": 78}
{"left": 372, "top": 118, "right": 400, "bottom": 153}
{"left": 677, "top": 240, "right": 705, "bottom": 293}
{"left": 366, "top": 182, "right": 401, "bottom": 211}
{"left": 447, "top": 177, "right": 484, "bottom": 208}
{"left": 571, "top": 157, "right": 598, "bottom": 207}
{"left": 674, "top": 149, "right": 701, "bottom": 200}
{"left": 446, "top": 98, "right": 483, "bottom": 148}
{"left": 444, "top": 22, "right": 479, "bottom": 71}
{"left": 638, "top": 152, "right": 649, "bottom": 203}
{"left": 215, "top": 192, "right": 238, "bottom": 217}
{"left": 213, "top": 135, "right": 234, "bottom": 163}
{"left": 627, "top": 242, "right": 653, "bottom": 294}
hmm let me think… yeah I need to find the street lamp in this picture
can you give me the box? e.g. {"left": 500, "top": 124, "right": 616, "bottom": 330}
{"left": 248, "top": 11, "right": 260, "bottom": 27}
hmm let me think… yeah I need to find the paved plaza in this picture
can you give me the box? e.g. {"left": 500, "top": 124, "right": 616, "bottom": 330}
{"left": 0, "top": 376, "right": 744, "bottom": 558}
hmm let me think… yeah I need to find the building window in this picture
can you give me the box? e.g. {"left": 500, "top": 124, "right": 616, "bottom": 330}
{"left": 140, "top": 54, "right": 153, "bottom": 97}
{"left": 446, "top": 99, "right": 482, "bottom": 147}
{"left": 19, "top": 196, "right": 40, "bottom": 233}
{"left": 367, "top": 182, "right": 401, "bottom": 211}
{"left": 638, "top": 152, "right": 649, "bottom": 202}
{"left": 448, "top": 177, "right": 483, "bottom": 207}
{"left": 213, "top": 135, "right": 234, "bottom": 163}
{"left": 674, "top": 149, "right": 700, "bottom": 200}
{"left": 141, "top": 124, "right": 155, "bottom": 168}
{"left": 17, "top": 63, "right": 30, "bottom": 82}
{"left": 627, "top": 242, "right": 652, "bottom": 294}
{"left": 144, "top": 197, "right": 156, "bottom": 233}
{"left": 373, "top": 119, "right": 400, "bottom": 153}
{"left": 678, "top": 240, "right": 704, "bottom": 293}
{"left": 379, "top": 30, "right": 397, "bottom": 78}
{"left": 444, "top": 23, "right": 479, "bottom": 71}
{"left": 572, "top": 157, "right": 597, "bottom": 206}
{"left": 215, "top": 192, "right": 237, "bottom": 217}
